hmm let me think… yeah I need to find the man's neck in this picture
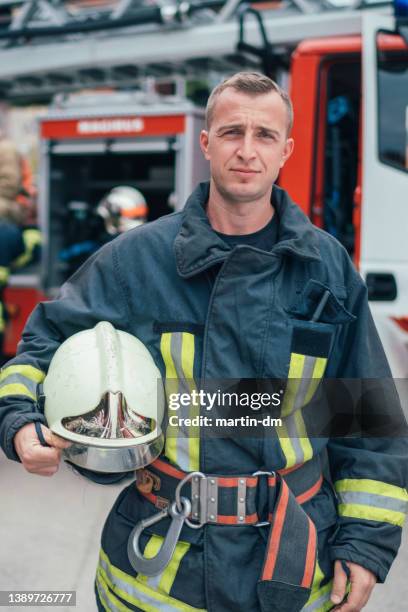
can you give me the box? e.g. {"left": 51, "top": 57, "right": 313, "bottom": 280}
{"left": 206, "top": 182, "right": 274, "bottom": 236}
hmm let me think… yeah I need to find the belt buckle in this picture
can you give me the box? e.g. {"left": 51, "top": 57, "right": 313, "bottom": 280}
{"left": 175, "top": 471, "right": 208, "bottom": 529}
{"left": 252, "top": 470, "right": 275, "bottom": 527}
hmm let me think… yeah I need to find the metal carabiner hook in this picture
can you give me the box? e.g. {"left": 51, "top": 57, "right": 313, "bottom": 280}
{"left": 127, "top": 497, "right": 192, "bottom": 576}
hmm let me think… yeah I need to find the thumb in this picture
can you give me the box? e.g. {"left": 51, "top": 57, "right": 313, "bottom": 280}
{"left": 331, "top": 560, "right": 348, "bottom": 606}
{"left": 40, "top": 425, "right": 72, "bottom": 450}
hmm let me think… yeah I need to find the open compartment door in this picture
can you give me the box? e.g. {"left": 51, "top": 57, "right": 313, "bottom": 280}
{"left": 361, "top": 10, "right": 408, "bottom": 376}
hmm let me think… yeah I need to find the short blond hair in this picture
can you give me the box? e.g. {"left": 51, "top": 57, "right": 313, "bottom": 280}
{"left": 205, "top": 72, "right": 294, "bottom": 135}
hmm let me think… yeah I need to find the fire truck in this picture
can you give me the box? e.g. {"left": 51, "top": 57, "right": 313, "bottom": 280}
{"left": 1, "top": 0, "right": 407, "bottom": 375}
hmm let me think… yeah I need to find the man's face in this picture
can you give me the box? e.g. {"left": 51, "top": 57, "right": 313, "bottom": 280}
{"left": 200, "top": 88, "right": 294, "bottom": 205}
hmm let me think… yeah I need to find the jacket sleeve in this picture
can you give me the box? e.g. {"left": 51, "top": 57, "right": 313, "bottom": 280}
{"left": 0, "top": 239, "right": 131, "bottom": 478}
{"left": 327, "top": 270, "right": 408, "bottom": 582}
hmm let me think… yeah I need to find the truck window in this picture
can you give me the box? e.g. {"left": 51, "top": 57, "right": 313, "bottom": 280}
{"left": 377, "top": 36, "right": 408, "bottom": 172}
{"left": 322, "top": 60, "right": 361, "bottom": 256}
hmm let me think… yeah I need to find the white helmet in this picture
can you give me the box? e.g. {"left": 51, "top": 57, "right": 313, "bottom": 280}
{"left": 96, "top": 186, "right": 148, "bottom": 234}
{"left": 44, "top": 322, "right": 164, "bottom": 472}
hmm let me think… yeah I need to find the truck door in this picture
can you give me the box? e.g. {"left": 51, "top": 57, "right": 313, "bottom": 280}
{"left": 361, "top": 10, "right": 408, "bottom": 376}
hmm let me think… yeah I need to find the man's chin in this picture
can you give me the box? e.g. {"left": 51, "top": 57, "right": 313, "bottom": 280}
{"left": 222, "top": 185, "right": 264, "bottom": 204}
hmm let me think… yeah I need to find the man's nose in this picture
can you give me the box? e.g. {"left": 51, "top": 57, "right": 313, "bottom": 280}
{"left": 236, "top": 134, "right": 257, "bottom": 162}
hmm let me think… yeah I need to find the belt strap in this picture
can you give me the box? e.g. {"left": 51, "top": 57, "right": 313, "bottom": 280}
{"left": 136, "top": 456, "right": 323, "bottom": 525}
{"left": 135, "top": 457, "right": 322, "bottom": 611}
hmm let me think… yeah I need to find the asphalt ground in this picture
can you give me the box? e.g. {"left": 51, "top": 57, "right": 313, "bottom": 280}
{"left": 0, "top": 454, "right": 407, "bottom": 612}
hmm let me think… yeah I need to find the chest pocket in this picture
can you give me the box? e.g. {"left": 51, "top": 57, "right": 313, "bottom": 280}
{"left": 277, "top": 280, "right": 356, "bottom": 469}
{"left": 154, "top": 322, "right": 203, "bottom": 473}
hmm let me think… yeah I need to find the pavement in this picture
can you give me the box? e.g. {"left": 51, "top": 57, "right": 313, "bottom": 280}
{"left": 0, "top": 454, "right": 407, "bottom": 612}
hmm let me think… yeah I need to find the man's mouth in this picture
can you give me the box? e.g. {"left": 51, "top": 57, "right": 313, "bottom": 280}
{"left": 230, "top": 168, "right": 259, "bottom": 175}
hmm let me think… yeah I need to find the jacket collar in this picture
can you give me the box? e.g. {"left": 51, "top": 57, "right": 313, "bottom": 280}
{"left": 174, "top": 181, "right": 321, "bottom": 278}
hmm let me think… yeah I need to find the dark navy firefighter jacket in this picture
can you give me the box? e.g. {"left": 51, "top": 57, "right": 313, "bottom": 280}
{"left": 0, "top": 182, "right": 407, "bottom": 612}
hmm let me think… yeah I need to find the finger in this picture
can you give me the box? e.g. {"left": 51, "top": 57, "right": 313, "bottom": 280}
{"left": 41, "top": 426, "right": 72, "bottom": 450}
{"left": 331, "top": 560, "right": 348, "bottom": 606}
{"left": 333, "top": 568, "right": 374, "bottom": 612}
{"left": 22, "top": 445, "right": 62, "bottom": 469}
{"left": 28, "top": 464, "right": 60, "bottom": 477}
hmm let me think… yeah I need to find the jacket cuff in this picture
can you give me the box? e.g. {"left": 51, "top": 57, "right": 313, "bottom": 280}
{"left": 4, "top": 411, "right": 45, "bottom": 462}
{"left": 330, "top": 546, "right": 387, "bottom": 583}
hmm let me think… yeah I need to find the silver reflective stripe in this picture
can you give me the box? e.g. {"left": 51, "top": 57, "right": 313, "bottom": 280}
{"left": 285, "top": 413, "right": 305, "bottom": 464}
{"left": 293, "top": 356, "right": 317, "bottom": 412}
{"left": 0, "top": 374, "right": 38, "bottom": 396}
{"left": 338, "top": 491, "right": 408, "bottom": 514}
{"left": 96, "top": 576, "right": 121, "bottom": 611}
{"left": 99, "top": 554, "right": 183, "bottom": 612}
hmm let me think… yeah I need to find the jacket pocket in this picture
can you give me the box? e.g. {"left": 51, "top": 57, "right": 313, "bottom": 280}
{"left": 286, "top": 279, "right": 355, "bottom": 325}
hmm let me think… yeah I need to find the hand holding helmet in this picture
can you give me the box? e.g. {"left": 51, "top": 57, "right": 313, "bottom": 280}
{"left": 14, "top": 422, "right": 72, "bottom": 477}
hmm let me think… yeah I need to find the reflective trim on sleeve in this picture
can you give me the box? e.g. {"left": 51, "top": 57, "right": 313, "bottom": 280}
{"left": 0, "top": 364, "right": 45, "bottom": 384}
{"left": 161, "top": 331, "right": 199, "bottom": 472}
{"left": 97, "top": 548, "right": 206, "bottom": 612}
{"left": 12, "top": 228, "right": 42, "bottom": 270}
{"left": 0, "top": 365, "right": 45, "bottom": 401}
{"left": 335, "top": 479, "right": 408, "bottom": 527}
{"left": 0, "top": 383, "right": 36, "bottom": 400}
{"left": 0, "top": 374, "right": 38, "bottom": 397}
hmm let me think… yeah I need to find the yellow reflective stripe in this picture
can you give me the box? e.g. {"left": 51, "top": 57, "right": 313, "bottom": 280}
{"left": 278, "top": 352, "right": 315, "bottom": 468}
{"left": 161, "top": 333, "right": 178, "bottom": 466}
{"left": 159, "top": 540, "right": 190, "bottom": 594}
{"left": 0, "top": 364, "right": 45, "bottom": 384}
{"left": 277, "top": 353, "right": 304, "bottom": 468}
{"left": 96, "top": 568, "right": 140, "bottom": 611}
{"left": 137, "top": 535, "right": 190, "bottom": 594}
{"left": 12, "top": 229, "right": 42, "bottom": 269}
{"left": 338, "top": 503, "right": 406, "bottom": 527}
{"left": 161, "top": 331, "right": 199, "bottom": 472}
{"left": 0, "top": 266, "right": 9, "bottom": 284}
{"left": 335, "top": 479, "right": 408, "bottom": 502}
{"left": 99, "top": 548, "right": 205, "bottom": 611}
{"left": 181, "top": 332, "right": 199, "bottom": 472}
{"left": 281, "top": 354, "right": 304, "bottom": 417}
{"left": 0, "top": 383, "right": 36, "bottom": 400}
{"left": 161, "top": 333, "right": 178, "bottom": 380}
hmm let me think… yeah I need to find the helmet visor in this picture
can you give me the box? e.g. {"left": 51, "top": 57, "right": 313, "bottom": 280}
{"left": 61, "top": 391, "right": 155, "bottom": 440}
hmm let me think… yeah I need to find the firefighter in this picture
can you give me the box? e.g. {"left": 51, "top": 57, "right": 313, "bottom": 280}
{"left": 0, "top": 73, "right": 407, "bottom": 612}
{"left": 0, "top": 132, "right": 41, "bottom": 362}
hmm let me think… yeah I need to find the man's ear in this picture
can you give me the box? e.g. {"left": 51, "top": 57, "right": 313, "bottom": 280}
{"left": 200, "top": 130, "right": 210, "bottom": 161}
{"left": 280, "top": 138, "right": 294, "bottom": 168}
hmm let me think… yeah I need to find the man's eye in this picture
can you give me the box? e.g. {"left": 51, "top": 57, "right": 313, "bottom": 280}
{"left": 258, "top": 132, "right": 275, "bottom": 140}
{"left": 223, "top": 129, "right": 241, "bottom": 136}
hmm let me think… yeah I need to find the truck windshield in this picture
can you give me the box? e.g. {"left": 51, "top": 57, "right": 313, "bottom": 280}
{"left": 377, "top": 34, "right": 408, "bottom": 172}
